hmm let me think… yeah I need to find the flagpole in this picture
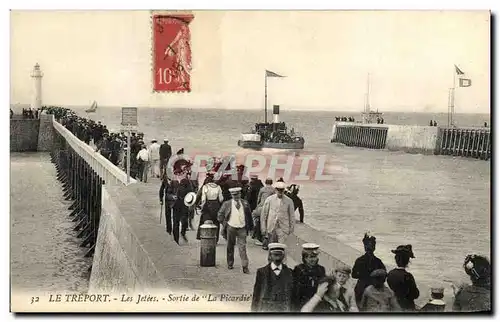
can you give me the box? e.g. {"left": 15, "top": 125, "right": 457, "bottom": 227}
{"left": 451, "top": 66, "right": 457, "bottom": 127}
{"left": 264, "top": 71, "right": 268, "bottom": 123}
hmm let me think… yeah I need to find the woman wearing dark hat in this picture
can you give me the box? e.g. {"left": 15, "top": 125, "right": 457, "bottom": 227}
{"left": 452, "top": 254, "right": 491, "bottom": 312}
{"left": 386, "top": 245, "right": 420, "bottom": 311}
{"left": 351, "top": 233, "right": 386, "bottom": 308}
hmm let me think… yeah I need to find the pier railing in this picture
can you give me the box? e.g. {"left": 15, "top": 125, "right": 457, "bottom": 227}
{"left": 331, "top": 123, "right": 388, "bottom": 149}
{"left": 49, "top": 116, "right": 136, "bottom": 269}
{"left": 331, "top": 122, "right": 491, "bottom": 160}
{"left": 435, "top": 127, "right": 491, "bottom": 160}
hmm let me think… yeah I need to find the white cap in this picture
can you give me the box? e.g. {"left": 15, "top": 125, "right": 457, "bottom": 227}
{"left": 229, "top": 187, "right": 242, "bottom": 194}
{"left": 274, "top": 181, "right": 286, "bottom": 189}
{"left": 268, "top": 243, "right": 286, "bottom": 253}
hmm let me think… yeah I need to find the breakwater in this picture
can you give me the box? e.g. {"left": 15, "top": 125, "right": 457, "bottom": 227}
{"left": 10, "top": 115, "right": 54, "bottom": 152}
{"left": 435, "top": 127, "right": 491, "bottom": 160}
{"left": 331, "top": 122, "right": 490, "bottom": 159}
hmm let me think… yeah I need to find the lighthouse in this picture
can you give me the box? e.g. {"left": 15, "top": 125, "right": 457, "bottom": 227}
{"left": 30, "top": 63, "right": 43, "bottom": 110}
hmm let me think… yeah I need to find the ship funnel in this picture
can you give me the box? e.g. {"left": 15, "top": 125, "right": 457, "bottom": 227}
{"left": 273, "top": 105, "right": 280, "bottom": 123}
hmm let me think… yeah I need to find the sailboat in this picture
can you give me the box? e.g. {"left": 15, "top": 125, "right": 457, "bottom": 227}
{"left": 85, "top": 101, "right": 98, "bottom": 113}
{"left": 361, "top": 73, "right": 383, "bottom": 124}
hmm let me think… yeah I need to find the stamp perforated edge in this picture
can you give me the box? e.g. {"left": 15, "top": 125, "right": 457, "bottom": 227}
{"left": 150, "top": 10, "right": 193, "bottom": 94}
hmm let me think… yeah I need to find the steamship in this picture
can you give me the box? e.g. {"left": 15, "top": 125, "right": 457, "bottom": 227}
{"left": 238, "top": 105, "right": 305, "bottom": 150}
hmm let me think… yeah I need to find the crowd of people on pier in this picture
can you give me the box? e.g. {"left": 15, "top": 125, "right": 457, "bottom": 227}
{"left": 157, "top": 161, "right": 489, "bottom": 313}
{"left": 335, "top": 116, "right": 356, "bottom": 122}
{"left": 21, "top": 107, "right": 41, "bottom": 119}
{"left": 43, "top": 106, "right": 175, "bottom": 182}
{"left": 45, "top": 105, "right": 490, "bottom": 313}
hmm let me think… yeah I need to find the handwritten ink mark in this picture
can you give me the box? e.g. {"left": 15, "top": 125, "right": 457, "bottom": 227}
{"left": 163, "top": 45, "right": 176, "bottom": 60}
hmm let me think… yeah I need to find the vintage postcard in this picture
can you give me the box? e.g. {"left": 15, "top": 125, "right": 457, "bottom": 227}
{"left": 10, "top": 10, "right": 491, "bottom": 313}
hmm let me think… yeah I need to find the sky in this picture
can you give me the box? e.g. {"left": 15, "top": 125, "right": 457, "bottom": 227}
{"left": 10, "top": 10, "right": 490, "bottom": 113}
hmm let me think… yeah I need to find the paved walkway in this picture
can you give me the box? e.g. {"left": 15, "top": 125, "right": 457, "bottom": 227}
{"left": 128, "top": 176, "right": 297, "bottom": 311}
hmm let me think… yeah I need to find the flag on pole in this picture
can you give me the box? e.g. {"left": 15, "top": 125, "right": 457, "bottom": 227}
{"left": 266, "top": 70, "right": 285, "bottom": 78}
{"left": 455, "top": 65, "right": 465, "bottom": 75}
{"left": 459, "top": 78, "right": 472, "bottom": 87}
{"left": 455, "top": 65, "right": 472, "bottom": 87}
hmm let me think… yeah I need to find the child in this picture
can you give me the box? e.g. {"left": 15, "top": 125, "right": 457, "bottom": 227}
{"left": 420, "top": 287, "right": 446, "bottom": 312}
{"left": 360, "top": 269, "right": 401, "bottom": 312}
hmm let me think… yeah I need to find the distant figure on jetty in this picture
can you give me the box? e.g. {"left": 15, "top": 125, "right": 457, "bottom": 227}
{"left": 148, "top": 139, "right": 161, "bottom": 178}
{"left": 335, "top": 116, "right": 355, "bottom": 122}
{"left": 159, "top": 139, "right": 172, "bottom": 177}
{"left": 484, "top": 122, "right": 488, "bottom": 128}
{"left": 10, "top": 109, "right": 13, "bottom": 119}
{"left": 387, "top": 244, "right": 420, "bottom": 311}
{"left": 351, "top": 233, "right": 386, "bottom": 307}
{"left": 429, "top": 120, "right": 438, "bottom": 127}
{"left": 433, "top": 120, "right": 437, "bottom": 126}
{"left": 291, "top": 243, "right": 326, "bottom": 311}
{"left": 136, "top": 144, "right": 150, "bottom": 183}
{"left": 452, "top": 254, "right": 491, "bottom": 312}
{"left": 420, "top": 287, "right": 446, "bottom": 312}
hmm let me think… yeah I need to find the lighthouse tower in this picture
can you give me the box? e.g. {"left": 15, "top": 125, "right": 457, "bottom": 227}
{"left": 30, "top": 63, "right": 43, "bottom": 110}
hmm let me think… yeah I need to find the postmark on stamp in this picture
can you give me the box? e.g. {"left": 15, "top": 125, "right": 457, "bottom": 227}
{"left": 152, "top": 14, "right": 194, "bottom": 92}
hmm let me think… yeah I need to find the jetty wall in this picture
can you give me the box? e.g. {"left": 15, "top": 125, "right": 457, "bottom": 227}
{"left": 10, "top": 115, "right": 55, "bottom": 152}
{"left": 385, "top": 124, "right": 439, "bottom": 154}
{"left": 331, "top": 122, "right": 490, "bottom": 159}
{"left": 88, "top": 185, "right": 168, "bottom": 293}
{"left": 10, "top": 118, "right": 40, "bottom": 152}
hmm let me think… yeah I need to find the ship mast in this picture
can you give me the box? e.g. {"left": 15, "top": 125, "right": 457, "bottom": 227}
{"left": 364, "top": 73, "right": 371, "bottom": 113}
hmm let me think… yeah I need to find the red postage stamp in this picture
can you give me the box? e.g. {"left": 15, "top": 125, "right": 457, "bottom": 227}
{"left": 152, "top": 14, "right": 194, "bottom": 92}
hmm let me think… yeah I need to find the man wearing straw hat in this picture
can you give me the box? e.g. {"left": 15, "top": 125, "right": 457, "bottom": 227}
{"left": 251, "top": 243, "right": 294, "bottom": 312}
{"left": 261, "top": 181, "right": 295, "bottom": 248}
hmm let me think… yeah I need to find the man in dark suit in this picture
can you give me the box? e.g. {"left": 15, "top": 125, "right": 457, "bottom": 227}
{"left": 217, "top": 187, "right": 253, "bottom": 274}
{"left": 171, "top": 176, "right": 195, "bottom": 244}
{"left": 159, "top": 139, "right": 172, "bottom": 177}
{"left": 285, "top": 184, "right": 305, "bottom": 223}
{"left": 251, "top": 243, "right": 294, "bottom": 312}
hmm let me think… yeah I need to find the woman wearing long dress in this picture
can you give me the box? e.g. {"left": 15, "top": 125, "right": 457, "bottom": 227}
{"left": 196, "top": 173, "right": 223, "bottom": 243}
